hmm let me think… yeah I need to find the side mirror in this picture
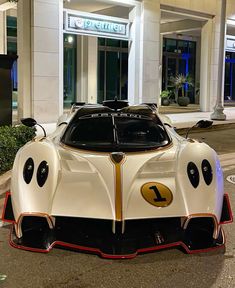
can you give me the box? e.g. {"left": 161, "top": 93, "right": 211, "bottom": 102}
{"left": 186, "top": 120, "right": 213, "bottom": 139}
{"left": 21, "top": 117, "right": 37, "bottom": 127}
{"left": 195, "top": 120, "right": 213, "bottom": 129}
{"left": 21, "top": 118, "right": 46, "bottom": 137}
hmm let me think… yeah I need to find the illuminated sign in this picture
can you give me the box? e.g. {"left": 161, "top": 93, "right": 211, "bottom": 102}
{"left": 64, "top": 10, "right": 130, "bottom": 40}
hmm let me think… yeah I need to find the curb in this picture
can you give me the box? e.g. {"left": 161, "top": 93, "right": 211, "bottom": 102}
{"left": 0, "top": 171, "right": 11, "bottom": 195}
{"left": 176, "top": 122, "right": 235, "bottom": 135}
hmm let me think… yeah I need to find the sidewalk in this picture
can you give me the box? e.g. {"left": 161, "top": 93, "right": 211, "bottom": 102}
{"left": 161, "top": 106, "right": 235, "bottom": 129}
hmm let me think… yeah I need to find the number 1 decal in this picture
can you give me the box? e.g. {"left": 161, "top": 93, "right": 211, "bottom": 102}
{"left": 149, "top": 185, "right": 166, "bottom": 202}
{"left": 141, "top": 182, "right": 173, "bottom": 207}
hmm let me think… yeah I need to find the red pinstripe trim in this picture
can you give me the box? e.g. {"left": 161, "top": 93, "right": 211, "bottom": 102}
{"left": 9, "top": 225, "right": 226, "bottom": 259}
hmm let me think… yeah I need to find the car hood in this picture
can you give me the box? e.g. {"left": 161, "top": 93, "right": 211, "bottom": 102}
{"left": 51, "top": 143, "right": 182, "bottom": 220}
{"left": 11, "top": 137, "right": 223, "bottom": 223}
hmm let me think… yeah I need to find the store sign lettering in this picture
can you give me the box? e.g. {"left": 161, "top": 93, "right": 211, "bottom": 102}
{"left": 74, "top": 17, "right": 126, "bottom": 35}
{"left": 65, "top": 11, "right": 129, "bottom": 39}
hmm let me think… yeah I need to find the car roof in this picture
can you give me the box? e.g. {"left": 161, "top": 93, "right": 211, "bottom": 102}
{"left": 72, "top": 101, "right": 158, "bottom": 120}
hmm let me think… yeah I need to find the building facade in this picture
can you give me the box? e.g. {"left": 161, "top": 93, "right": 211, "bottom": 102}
{"left": 1, "top": 0, "right": 235, "bottom": 123}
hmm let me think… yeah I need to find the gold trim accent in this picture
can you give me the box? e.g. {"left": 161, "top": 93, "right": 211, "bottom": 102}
{"left": 125, "top": 142, "right": 173, "bottom": 155}
{"left": 32, "top": 136, "right": 46, "bottom": 142}
{"left": 115, "top": 162, "right": 122, "bottom": 221}
{"left": 60, "top": 142, "right": 173, "bottom": 156}
{"left": 16, "top": 213, "right": 54, "bottom": 238}
{"left": 110, "top": 155, "right": 125, "bottom": 222}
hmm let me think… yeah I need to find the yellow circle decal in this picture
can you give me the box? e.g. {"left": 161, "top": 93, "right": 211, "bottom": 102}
{"left": 141, "top": 182, "right": 173, "bottom": 207}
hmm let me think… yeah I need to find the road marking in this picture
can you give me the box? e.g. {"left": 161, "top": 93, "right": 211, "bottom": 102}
{"left": 226, "top": 175, "right": 235, "bottom": 184}
{"left": 0, "top": 275, "right": 7, "bottom": 281}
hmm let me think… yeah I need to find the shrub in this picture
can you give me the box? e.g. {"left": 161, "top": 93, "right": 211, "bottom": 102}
{"left": 0, "top": 125, "right": 36, "bottom": 175}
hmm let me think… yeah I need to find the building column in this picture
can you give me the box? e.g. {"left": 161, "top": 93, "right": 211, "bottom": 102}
{"left": 200, "top": 19, "right": 213, "bottom": 111}
{"left": 17, "top": 0, "right": 63, "bottom": 123}
{"left": 76, "top": 35, "right": 88, "bottom": 103}
{"left": 76, "top": 36, "right": 97, "bottom": 104}
{"left": 128, "top": 4, "right": 141, "bottom": 104}
{"left": 210, "top": 0, "right": 227, "bottom": 120}
{"left": 139, "top": 0, "right": 161, "bottom": 104}
{"left": 0, "top": 11, "right": 6, "bottom": 54}
{"left": 87, "top": 37, "right": 98, "bottom": 104}
{"left": 17, "top": 0, "right": 32, "bottom": 120}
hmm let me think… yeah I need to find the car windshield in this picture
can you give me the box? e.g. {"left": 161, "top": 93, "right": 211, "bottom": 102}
{"left": 61, "top": 114, "right": 170, "bottom": 152}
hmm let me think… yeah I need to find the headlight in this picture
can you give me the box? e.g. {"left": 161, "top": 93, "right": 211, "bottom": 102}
{"left": 23, "top": 158, "right": 34, "bottom": 184}
{"left": 201, "top": 159, "right": 213, "bottom": 185}
{"left": 187, "top": 162, "right": 199, "bottom": 188}
{"left": 37, "top": 161, "right": 49, "bottom": 187}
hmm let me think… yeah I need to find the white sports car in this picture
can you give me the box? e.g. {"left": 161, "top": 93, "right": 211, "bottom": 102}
{"left": 2, "top": 100, "right": 233, "bottom": 258}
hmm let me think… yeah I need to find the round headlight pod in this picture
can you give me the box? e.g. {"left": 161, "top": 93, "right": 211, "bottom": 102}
{"left": 201, "top": 159, "right": 213, "bottom": 185}
{"left": 23, "top": 158, "right": 34, "bottom": 184}
{"left": 187, "top": 162, "right": 199, "bottom": 188}
{"left": 37, "top": 161, "right": 49, "bottom": 187}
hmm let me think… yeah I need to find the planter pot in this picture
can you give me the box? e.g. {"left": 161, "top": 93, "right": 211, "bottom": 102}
{"left": 161, "top": 98, "right": 170, "bottom": 106}
{"left": 178, "top": 96, "right": 190, "bottom": 107}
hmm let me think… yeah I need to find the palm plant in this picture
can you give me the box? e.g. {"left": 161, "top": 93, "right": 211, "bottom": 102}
{"left": 170, "top": 73, "right": 194, "bottom": 98}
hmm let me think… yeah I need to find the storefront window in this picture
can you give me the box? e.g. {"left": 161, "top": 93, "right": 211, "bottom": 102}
{"left": 7, "top": 16, "right": 17, "bottom": 109}
{"left": 188, "top": 41, "right": 196, "bottom": 55}
{"left": 106, "top": 39, "right": 121, "bottom": 47}
{"left": 178, "top": 40, "right": 188, "bottom": 54}
{"left": 64, "top": 34, "right": 77, "bottom": 109}
{"left": 98, "top": 38, "right": 128, "bottom": 103}
{"left": 7, "top": 16, "right": 17, "bottom": 37}
{"left": 162, "top": 38, "right": 196, "bottom": 104}
{"left": 165, "top": 39, "right": 177, "bottom": 53}
{"left": 224, "top": 51, "right": 235, "bottom": 102}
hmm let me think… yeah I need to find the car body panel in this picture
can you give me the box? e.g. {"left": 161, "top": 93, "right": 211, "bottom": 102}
{"left": 2, "top": 102, "right": 233, "bottom": 258}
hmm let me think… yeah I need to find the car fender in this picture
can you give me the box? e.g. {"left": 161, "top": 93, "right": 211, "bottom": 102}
{"left": 11, "top": 139, "right": 60, "bottom": 221}
{"left": 176, "top": 141, "right": 224, "bottom": 221}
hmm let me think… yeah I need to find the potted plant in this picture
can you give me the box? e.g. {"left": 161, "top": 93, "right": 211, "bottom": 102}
{"left": 160, "top": 90, "right": 170, "bottom": 106}
{"left": 171, "top": 74, "right": 194, "bottom": 106}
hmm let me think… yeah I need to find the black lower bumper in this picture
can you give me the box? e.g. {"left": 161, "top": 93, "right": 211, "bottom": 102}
{"left": 10, "top": 216, "right": 225, "bottom": 258}
{"left": 3, "top": 193, "right": 232, "bottom": 258}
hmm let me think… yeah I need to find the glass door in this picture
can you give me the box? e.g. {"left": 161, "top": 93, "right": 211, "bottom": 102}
{"left": 162, "top": 38, "right": 196, "bottom": 103}
{"left": 98, "top": 38, "right": 128, "bottom": 103}
{"left": 106, "top": 51, "right": 120, "bottom": 100}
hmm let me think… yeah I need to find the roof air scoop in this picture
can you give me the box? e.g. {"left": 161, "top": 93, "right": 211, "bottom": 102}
{"left": 103, "top": 97, "right": 129, "bottom": 111}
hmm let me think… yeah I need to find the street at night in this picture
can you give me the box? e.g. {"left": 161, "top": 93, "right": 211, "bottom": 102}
{"left": 1, "top": 0, "right": 235, "bottom": 287}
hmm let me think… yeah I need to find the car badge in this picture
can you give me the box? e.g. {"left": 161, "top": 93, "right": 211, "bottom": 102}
{"left": 110, "top": 152, "right": 125, "bottom": 164}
